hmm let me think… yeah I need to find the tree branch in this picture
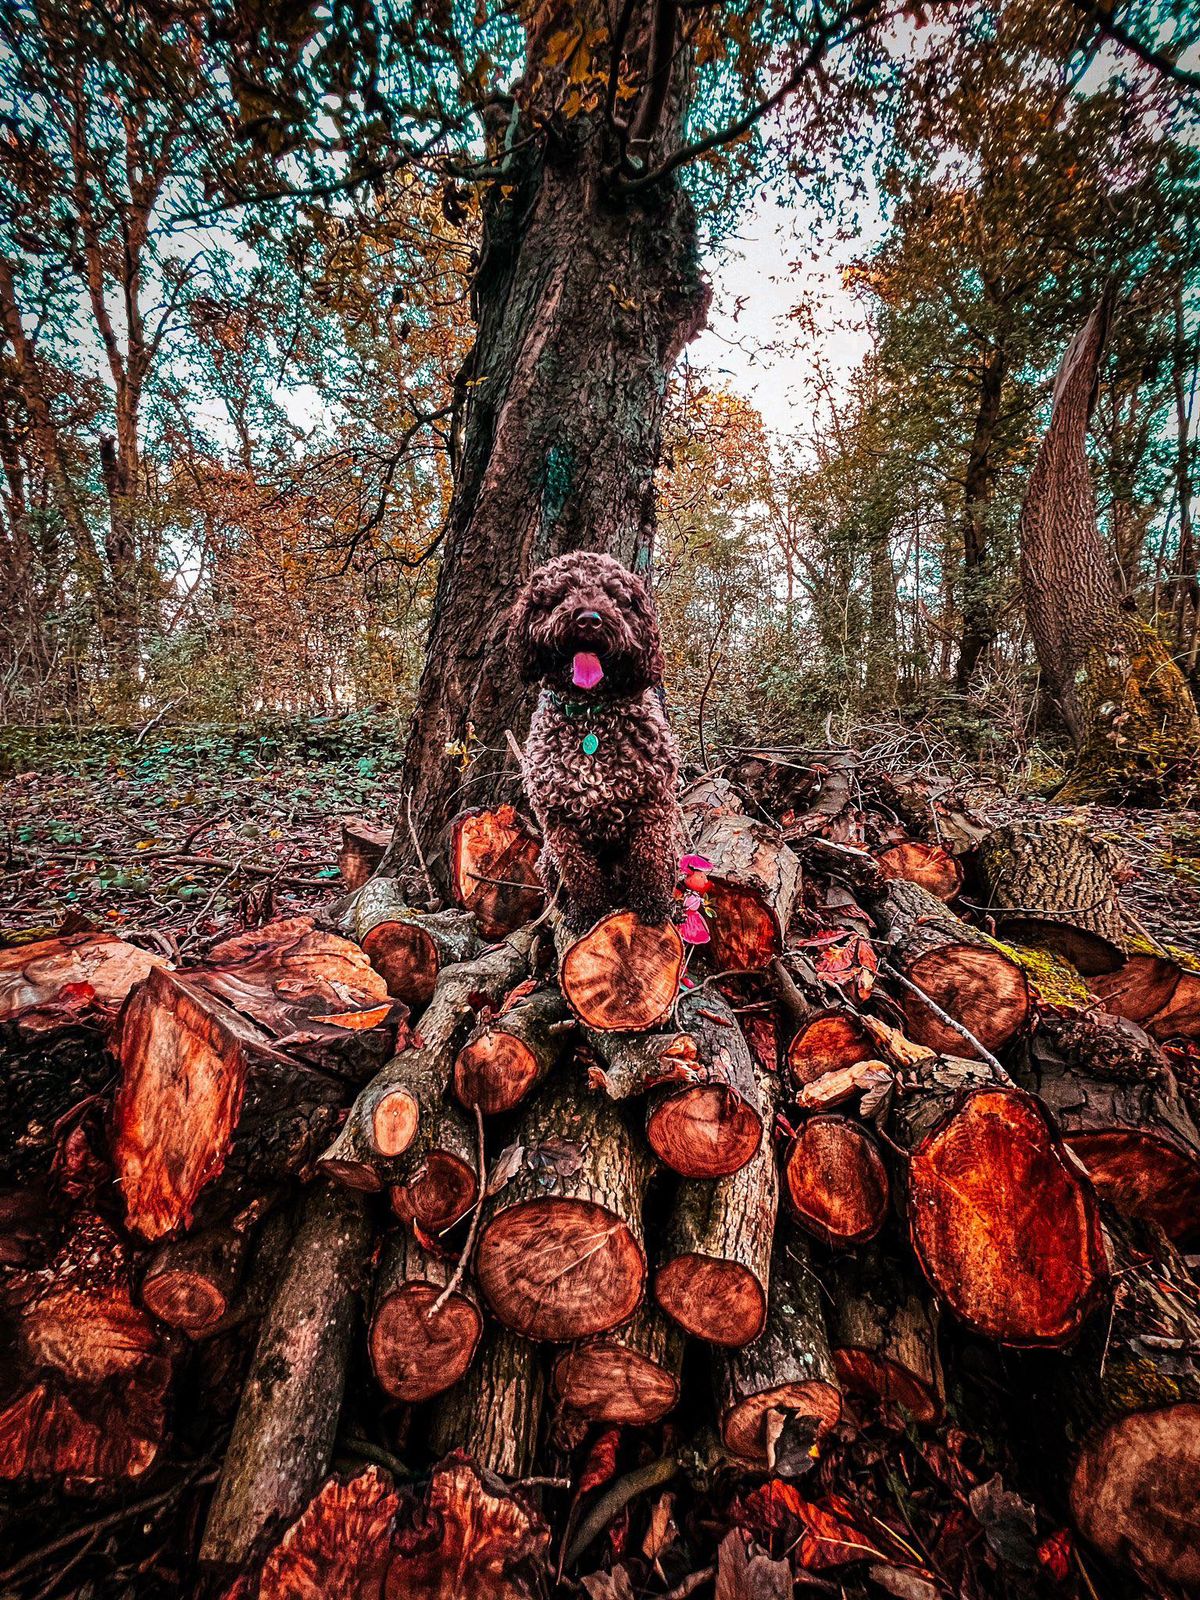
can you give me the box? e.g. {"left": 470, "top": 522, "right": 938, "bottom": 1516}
{"left": 1065, "top": 0, "right": 1200, "bottom": 90}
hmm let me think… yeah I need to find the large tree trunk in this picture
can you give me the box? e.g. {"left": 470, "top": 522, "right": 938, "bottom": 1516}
{"left": 1019, "top": 292, "right": 1200, "bottom": 803}
{"left": 385, "top": 67, "right": 708, "bottom": 890}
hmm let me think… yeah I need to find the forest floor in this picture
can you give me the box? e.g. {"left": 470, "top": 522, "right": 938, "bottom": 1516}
{"left": 6, "top": 713, "right": 1200, "bottom": 955}
{"left": 0, "top": 715, "right": 409, "bottom": 952}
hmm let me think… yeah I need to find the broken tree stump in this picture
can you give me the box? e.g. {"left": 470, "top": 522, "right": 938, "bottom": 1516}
{"left": 681, "top": 777, "right": 801, "bottom": 969}
{"left": 347, "top": 878, "right": 478, "bottom": 1009}
{"left": 200, "top": 1183, "right": 370, "bottom": 1569}
{"left": 655, "top": 1060, "right": 778, "bottom": 1346}
{"left": 114, "top": 965, "right": 348, "bottom": 1240}
{"left": 453, "top": 986, "right": 574, "bottom": 1115}
{"left": 475, "top": 1073, "right": 650, "bottom": 1340}
{"left": 559, "top": 910, "right": 684, "bottom": 1032}
{"left": 318, "top": 928, "right": 534, "bottom": 1190}
{"left": 430, "top": 1325, "right": 545, "bottom": 1481}
{"left": 877, "top": 840, "right": 963, "bottom": 903}
{"left": 1091, "top": 942, "right": 1200, "bottom": 1042}
{"left": 1064, "top": 1221, "right": 1200, "bottom": 1590}
{"left": 871, "top": 877, "right": 1030, "bottom": 1055}
{"left": 977, "top": 819, "right": 1126, "bottom": 973}
{"left": 368, "top": 1230, "right": 482, "bottom": 1402}
{"left": 0, "top": 1214, "right": 171, "bottom": 1484}
{"left": 782, "top": 1114, "right": 889, "bottom": 1247}
{"left": 337, "top": 816, "right": 394, "bottom": 890}
{"left": 552, "top": 1305, "right": 684, "bottom": 1425}
{"left": 449, "top": 804, "right": 545, "bottom": 937}
{"left": 892, "top": 1055, "right": 1108, "bottom": 1344}
{"left": 1029, "top": 1006, "right": 1200, "bottom": 1245}
{"left": 388, "top": 1100, "right": 480, "bottom": 1237}
{"left": 718, "top": 1238, "right": 842, "bottom": 1468}
{"left": 827, "top": 1245, "right": 943, "bottom": 1426}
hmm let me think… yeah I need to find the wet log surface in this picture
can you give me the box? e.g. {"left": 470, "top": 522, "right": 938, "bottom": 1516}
{"left": 680, "top": 777, "right": 801, "bottom": 969}
{"left": 369, "top": 1229, "right": 481, "bottom": 1402}
{"left": 453, "top": 984, "right": 573, "bottom": 1114}
{"left": 552, "top": 1305, "right": 683, "bottom": 1425}
{"left": 559, "top": 910, "right": 684, "bottom": 1031}
{"left": 476, "top": 1071, "right": 650, "bottom": 1340}
{"left": 782, "top": 1114, "right": 889, "bottom": 1246}
{"left": 449, "top": 805, "right": 545, "bottom": 938}
{"left": 347, "top": 877, "right": 478, "bottom": 1008}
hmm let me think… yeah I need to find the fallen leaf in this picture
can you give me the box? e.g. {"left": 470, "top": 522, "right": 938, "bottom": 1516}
{"left": 260, "top": 1467, "right": 399, "bottom": 1599}
{"left": 579, "top": 1427, "right": 621, "bottom": 1495}
{"left": 581, "top": 1567, "right": 636, "bottom": 1599}
{"left": 714, "top": 1530, "right": 791, "bottom": 1599}
{"left": 388, "top": 1457, "right": 548, "bottom": 1599}
{"left": 867, "top": 1563, "right": 942, "bottom": 1600}
{"left": 968, "top": 1474, "right": 1038, "bottom": 1568}
{"left": 311, "top": 1003, "right": 393, "bottom": 1030}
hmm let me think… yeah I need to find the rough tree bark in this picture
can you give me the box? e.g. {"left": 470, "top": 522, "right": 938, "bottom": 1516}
{"left": 381, "top": 9, "right": 710, "bottom": 891}
{"left": 956, "top": 343, "right": 1007, "bottom": 690}
{"left": 1019, "top": 291, "right": 1200, "bottom": 803}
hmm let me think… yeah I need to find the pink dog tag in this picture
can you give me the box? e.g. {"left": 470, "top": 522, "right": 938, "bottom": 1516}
{"left": 572, "top": 651, "right": 604, "bottom": 689}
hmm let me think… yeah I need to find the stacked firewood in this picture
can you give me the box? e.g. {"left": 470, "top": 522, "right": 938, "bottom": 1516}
{"left": 3, "top": 770, "right": 1200, "bottom": 1596}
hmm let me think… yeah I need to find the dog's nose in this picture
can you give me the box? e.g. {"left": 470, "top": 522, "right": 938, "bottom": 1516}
{"left": 577, "top": 610, "right": 602, "bottom": 627}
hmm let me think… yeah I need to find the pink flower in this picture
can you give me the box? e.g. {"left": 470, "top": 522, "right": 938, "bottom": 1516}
{"left": 680, "top": 908, "right": 710, "bottom": 945}
{"left": 679, "top": 853, "right": 712, "bottom": 873}
{"left": 683, "top": 891, "right": 703, "bottom": 911}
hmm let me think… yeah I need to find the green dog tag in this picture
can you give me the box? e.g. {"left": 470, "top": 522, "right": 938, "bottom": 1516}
{"left": 581, "top": 732, "right": 599, "bottom": 756}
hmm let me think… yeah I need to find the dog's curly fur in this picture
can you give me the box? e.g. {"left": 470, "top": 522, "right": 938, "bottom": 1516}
{"left": 509, "top": 551, "right": 679, "bottom": 928}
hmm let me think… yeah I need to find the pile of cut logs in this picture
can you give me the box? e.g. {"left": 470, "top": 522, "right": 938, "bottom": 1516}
{"left": 3, "top": 766, "right": 1200, "bottom": 1597}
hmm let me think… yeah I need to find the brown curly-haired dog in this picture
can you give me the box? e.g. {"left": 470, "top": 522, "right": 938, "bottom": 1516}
{"left": 510, "top": 551, "right": 679, "bottom": 929}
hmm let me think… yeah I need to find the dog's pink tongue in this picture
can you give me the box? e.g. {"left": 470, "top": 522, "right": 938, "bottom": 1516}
{"left": 572, "top": 651, "right": 603, "bottom": 690}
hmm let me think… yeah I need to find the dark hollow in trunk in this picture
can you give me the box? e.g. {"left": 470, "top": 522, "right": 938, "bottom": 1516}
{"left": 475, "top": 1072, "right": 650, "bottom": 1341}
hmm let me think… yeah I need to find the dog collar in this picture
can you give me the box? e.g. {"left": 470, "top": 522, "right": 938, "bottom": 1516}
{"left": 545, "top": 690, "right": 605, "bottom": 718}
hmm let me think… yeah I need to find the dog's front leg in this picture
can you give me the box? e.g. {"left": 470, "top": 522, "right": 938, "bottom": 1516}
{"left": 546, "top": 824, "right": 611, "bottom": 931}
{"left": 624, "top": 807, "right": 677, "bottom": 927}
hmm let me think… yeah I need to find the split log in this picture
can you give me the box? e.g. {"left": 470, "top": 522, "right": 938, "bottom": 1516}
{"left": 976, "top": 819, "right": 1126, "bottom": 973}
{"left": 453, "top": 986, "right": 574, "bottom": 1114}
{"left": 389, "top": 1101, "right": 480, "bottom": 1236}
{"left": 1030, "top": 1007, "right": 1200, "bottom": 1245}
{"left": 255, "top": 1466, "right": 401, "bottom": 1600}
{"left": 0, "top": 928, "right": 162, "bottom": 1026}
{"left": 718, "top": 1238, "right": 842, "bottom": 1468}
{"left": 368, "top": 1231, "right": 482, "bottom": 1402}
{"left": 892, "top": 1055, "right": 1108, "bottom": 1345}
{"left": 559, "top": 910, "right": 684, "bottom": 1032}
{"left": 827, "top": 1246, "right": 943, "bottom": 1426}
{"left": 476, "top": 1073, "right": 650, "bottom": 1340}
{"left": 871, "top": 877, "right": 1030, "bottom": 1055}
{"left": 552, "top": 1306, "right": 683, "bottom": 1425}
{"left": 655, "top": 1060, "right": 778, "bottom": 1346}
{"left": 680, "top": 777, "right": 801, "bottom": 969}
{"left": 0, "top": 1214, "right": 170, "bottom": 1482}
{"left": 337, "top": 816, "right": 394, "bottom": 890}
{"left": 430, "top": 1326, "right": 544, "bottom": 1481}
{"left": 1064, "top": 1221, "right": 1200, "bottom": 1591}
{"left": 318, "top": 928, "right": 534, "bottom": 1190}
{"left": 877, "top": 841, "right": 963, "bottom": 903}
{"left": 0, "top": 931, "right": 164, "bottom": 1183}
{"left": 200, "top": 1183, "right": 370, "bottom": 1568}
{"left": 347, "top": 877, "right": 478, "bottom": 1009}
{"left": 141, "top": 1219, "right": 255, "bottom": 1336}
{"left": 114, "top": 966, "right": 348, "bottom": 1240}
{"left": 449, "top": 804, "right": 545, "bottom": 938}
{"left": 782, "top": 1114, "right": 889, "bottom": 1247}
{"left": 192, "top": 916, "right": 397, "bottom": 1072}
{"left": 785, "top": 1009, "right": 873, "bottom": 1089}
{"left": 1092, "top": 943, "right": 1200, "bottom": 1042}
